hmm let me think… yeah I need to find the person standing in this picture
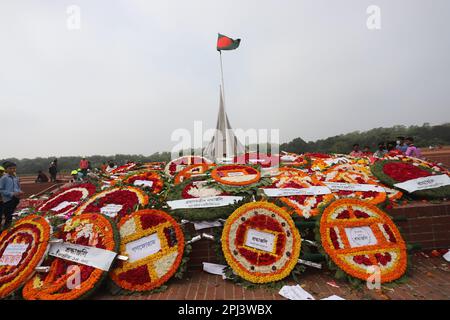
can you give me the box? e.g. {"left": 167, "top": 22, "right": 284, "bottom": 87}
{"left": 395, "top": 136, "right": 408, "bottom": 153}
{"left": 405, "top": 137, "right": 423, "bottom": 159}
{"left": 79, "top": 157, "right": 89, "bottom": 176}
{"left": 373, "top": 142, "right": 388, "bottom": 158}
{"left": 349, "top": 144, "right": 364, "bottom": 157}
{"left": 0, "top": 162, "right": 23, "bottom": 229}
{"left": 49, "top": 159, "right": 58, "bottom": 182}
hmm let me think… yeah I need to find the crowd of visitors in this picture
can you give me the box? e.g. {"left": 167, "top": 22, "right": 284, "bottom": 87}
{"left": 349, "top": 136, "right": 423, "bottom": 159}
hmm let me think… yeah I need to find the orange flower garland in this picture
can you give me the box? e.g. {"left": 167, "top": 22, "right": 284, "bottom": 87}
{"left": 165, "top": 156, "right": 213, "bottom": 177}
{"left": 114, "top": 171, "right": 165, "bottom": 194}
{"left": 221, "top": 202, "right": 301, "bottom": 283}
{"left": 74, "top": 186, "right": 149, "bottom": 220}
{"left": 174, "top": 163, "right": 215, "bottom": 185}
{"left": 319, "top": 199, "right": 407, "bottom": 283}
{"left": 110, "top": 209, "right": 184, "bottom": 291}
{"left": 22, "top": 213, "right": 119, "bottom": 300}
{"left": 268, "top": 173, "right": 337, "bottom": 219}
{"left": 318, "top": 170, "right": 387, "bottom": 205}
{"left": 0, "top": 215, "right": 51, "bottom": 298}
{"left": 211, "top": 165, "right": 261, "bottom": 186}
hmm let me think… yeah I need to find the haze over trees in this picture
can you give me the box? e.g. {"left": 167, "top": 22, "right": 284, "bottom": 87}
{"left": 3, "top": 123, "right": 449, "bottom": 175}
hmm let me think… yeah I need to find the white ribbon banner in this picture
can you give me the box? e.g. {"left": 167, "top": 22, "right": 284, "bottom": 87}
{"left": 167, "top": 196, "right": 243, "bottom": 209}
{"left": 0, "top": 244, "right": 29, "bottom": 266}
{"left": 393, "top": 174, "right": 450, "bottom": 193}
{"left": 324, "top": 182, "right": 385, "bottom": 193}
{"left": 49, "top": 242, "right": 117, "bottom": 271}
{"left": 262, "top": 186, "right": 332, "bottom": 197}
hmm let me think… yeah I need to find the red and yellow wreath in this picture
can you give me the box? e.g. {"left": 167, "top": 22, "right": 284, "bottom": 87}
{"left": 110, "top": 209, "right": 184, "bottom": 291}
{"left": 0, "top": 215, "right": 51, "bottom": 298}
{"left": 165, "top": 156, "right": 213, "bottom": 177}
{"left": 318, "top": 170, "right": 386, "bottom": 205}
{"left": 113, "top": 171, "right": 165, "bottom": 194}
{"left": 174, "top": 163, "right": 216, "bottom": 185}
{"left": 110, "top": 163, "right": 138, "bottom": 175}
{"left": 37, "top": 183, "right": 97, "bottom": 219}
{"left": 319, "top": 199, "right": 407, "bottom": 283}
{"left": 211, "top": 164, "right": 261, "bottom": 186}
{"left": 22, "top": 213, "right": 119, "bottom": 300}
{"left": 74, "top": 186, "right": 149, "bottom": 220}
{"left": 221, "top": 202, "right": 301, "bottom": 283}
{"left": 268, "top": 173, "right": 337, "bottom": 219}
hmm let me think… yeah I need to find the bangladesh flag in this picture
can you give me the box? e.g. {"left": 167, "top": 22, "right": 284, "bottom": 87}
{"left": 217, "top": 33, "right": 241, "bottom": 51}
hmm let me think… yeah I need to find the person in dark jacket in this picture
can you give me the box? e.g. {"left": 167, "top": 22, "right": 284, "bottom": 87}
{"left": 35, "top": 170, "right": 49, "bottom": 183}
{"left": 49, "top": 159, "right": 58, "bottom": 182}
{"left": 0, "top": 162, "right": 23, "bottom": 229}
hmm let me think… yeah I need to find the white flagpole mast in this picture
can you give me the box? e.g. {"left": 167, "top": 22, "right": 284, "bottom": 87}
{"left": 219, "top": 50, "right": 226, "bottom": 106}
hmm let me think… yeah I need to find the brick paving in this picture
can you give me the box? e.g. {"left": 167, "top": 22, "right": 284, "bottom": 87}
{"left": 94, "top": 253, "right": 450, "bottom": 300}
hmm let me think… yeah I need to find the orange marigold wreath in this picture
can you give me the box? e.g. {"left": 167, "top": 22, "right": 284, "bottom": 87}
{"left": 319, "top": 199, "right": 407, "bottom": 283}
{"left": 0, "top": 215, "right": 51, "bottom": 298}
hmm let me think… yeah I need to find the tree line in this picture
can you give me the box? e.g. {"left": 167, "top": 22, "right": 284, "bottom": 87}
{"left": 3, "top": 123, "right": 449, "bottom": 175}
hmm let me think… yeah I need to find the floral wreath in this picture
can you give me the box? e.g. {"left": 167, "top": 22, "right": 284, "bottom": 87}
{"left": 371, "top": 160, "right": 450, "bottom": 199}
{"left": 318, "top": 199, "right": 407, "bottom": 283}
{"left": 113, "top": 171, "right": 165, "bottom": 195}
{"left": 110, "top": 209, "right": 184, "bottom": 292}
{"left": 174, "top": 163, "right": 216, "bottom": 185}
{"left": 0, "top": 215, "right": 51, "bottom": 298}
{"left": 280, "top": 153, "right": 311, "bottom": 169}
{"left": 316, "top": 170, "right": 387, "bottom": 205}
{"left": 233, "top": 153, "right": 280, "bottom": 168}
{"left": 74, "top": 186, "right": 149, "bottom": 220}
{"left": 37, "top": 183, "right": 97, "bottom": 219}
{"left": 210, "top": 164, "right": 261, "bottom": 186}
{"left": 266, "top": 171, "right": 337, "bottom": 219}
{"left": 221, "top": 202, "right": 301, "bottom": 283}
{"left": 22, "top": 213, "right": 119, "bottom": 300}
{"left": 164, "top": 156, "right": 213, "bottom": 177}
{"left": 166, "top": 176, "right": 248, "bottom": 221}
{"left": 110, "top": 162, "right": 138, "bottom": 175}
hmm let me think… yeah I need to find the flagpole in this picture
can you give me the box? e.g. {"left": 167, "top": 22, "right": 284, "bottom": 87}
{"left": 219, "top": 50, "right": 226, "bottom": 107}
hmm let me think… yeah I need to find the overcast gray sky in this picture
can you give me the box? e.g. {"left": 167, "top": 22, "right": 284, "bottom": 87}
{"left": 1, "top": 0, "right": 449, "bottom": 159}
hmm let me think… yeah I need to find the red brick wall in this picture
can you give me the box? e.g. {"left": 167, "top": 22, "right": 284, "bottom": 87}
{"left": 387, "top": 201, "right": 450, "bottom": 250}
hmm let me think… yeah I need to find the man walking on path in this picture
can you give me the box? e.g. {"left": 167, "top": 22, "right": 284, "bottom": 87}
{"left": 0, "top": 162, "right": 23, "bottom": 229}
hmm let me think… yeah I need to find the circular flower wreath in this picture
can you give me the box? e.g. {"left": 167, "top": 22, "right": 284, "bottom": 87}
{"left": 110, "top": 209, "right": 184, "bottom": 292}
{"left": 37, "top": 183, "right": 97, "bottom": 219}
{"left": 0, "top": 215, "right": 51, "bottom": 298}
{"left": 22, "top": 213, "right": 120, "bottom": 300}
{"left": 319, "top": 199, "right": 407, "bottom": 283}
{"left": 316, "top": 170, "right": 387, "bottom": 205}
{"left": 267, "top": 170, "right": 337, "bottom": 219}
{"left": 221, "top": 202, "right": 301, "bottom": 283}
{"left": 233, "top": 153, "right": 280, "bottom": 168}
{"left": 174, "top": 163, "right": 216, "bottom": 185}
{"left": 110, "top": 163, "right": 138, "bottom": 175}
{"left": 167, "top": 176, "right": 248, "bottom": 221}
{"left": 164, "top": 156, "right": 213, "bottom": 177}
{"left": 211, "top": 164, "right": 261, "bottom": 186}
{"left": 114, "top": 171, "right": 165, "bottom": 195}
{"left": 371, "top": 160, "right": 450, "bottom": 199}
{"left": 74, "top": 186, "right": 149, "bottom": 221}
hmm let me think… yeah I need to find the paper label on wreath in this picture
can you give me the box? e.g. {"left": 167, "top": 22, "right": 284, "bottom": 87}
{"left": 167, "top": 196, "right": 243, "bottom": 209}
{"left": 245, "top": 229, "right": 276, "bottom": 253}
{"left": 227, "top": 171, "right": 245, "bottom": 177}
{"left": 193, "top": 220, "right": 223, "bottom": 231}
{"left": 133, "top": 180, "right": 154, "bottom": 188}
{"left": 248, "top": 159, "right": 266, "bottom": 164}
{"left": 344, "top": 227, "right": 378, "bottom": 248}
{"left": 0, "top": 243, "right": 29, "bottom": 266}
{"left": 202, "top": 262, "right": 227, "bottom": 278}
{"left": 125, "top": 233, "right": 161, "bottom": 262}
{"left": 393, "top": 175, "right": 450, "bottom": 193}
{"left": 280, "top": 155, "right": 298, "bottom": 162}
{"left": 279, "top": 285, "right": 315, "bottom": 300}
{"left": 324, "top": 157, "right": 349, "bottom": 166}
{"left": 262, "top": 186, "right": 332, "bottom": 197}
{"left": 49, "top": 242, "right": 117, "bottom": 271}
{"left": 51, "top": 201, "right": 78, "bottom": 212}
{"left": 100, "top": 204, "right": 123, "bottom": 218}
{"left": 324, "top": 182, "right": 385, "bottom": 193}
